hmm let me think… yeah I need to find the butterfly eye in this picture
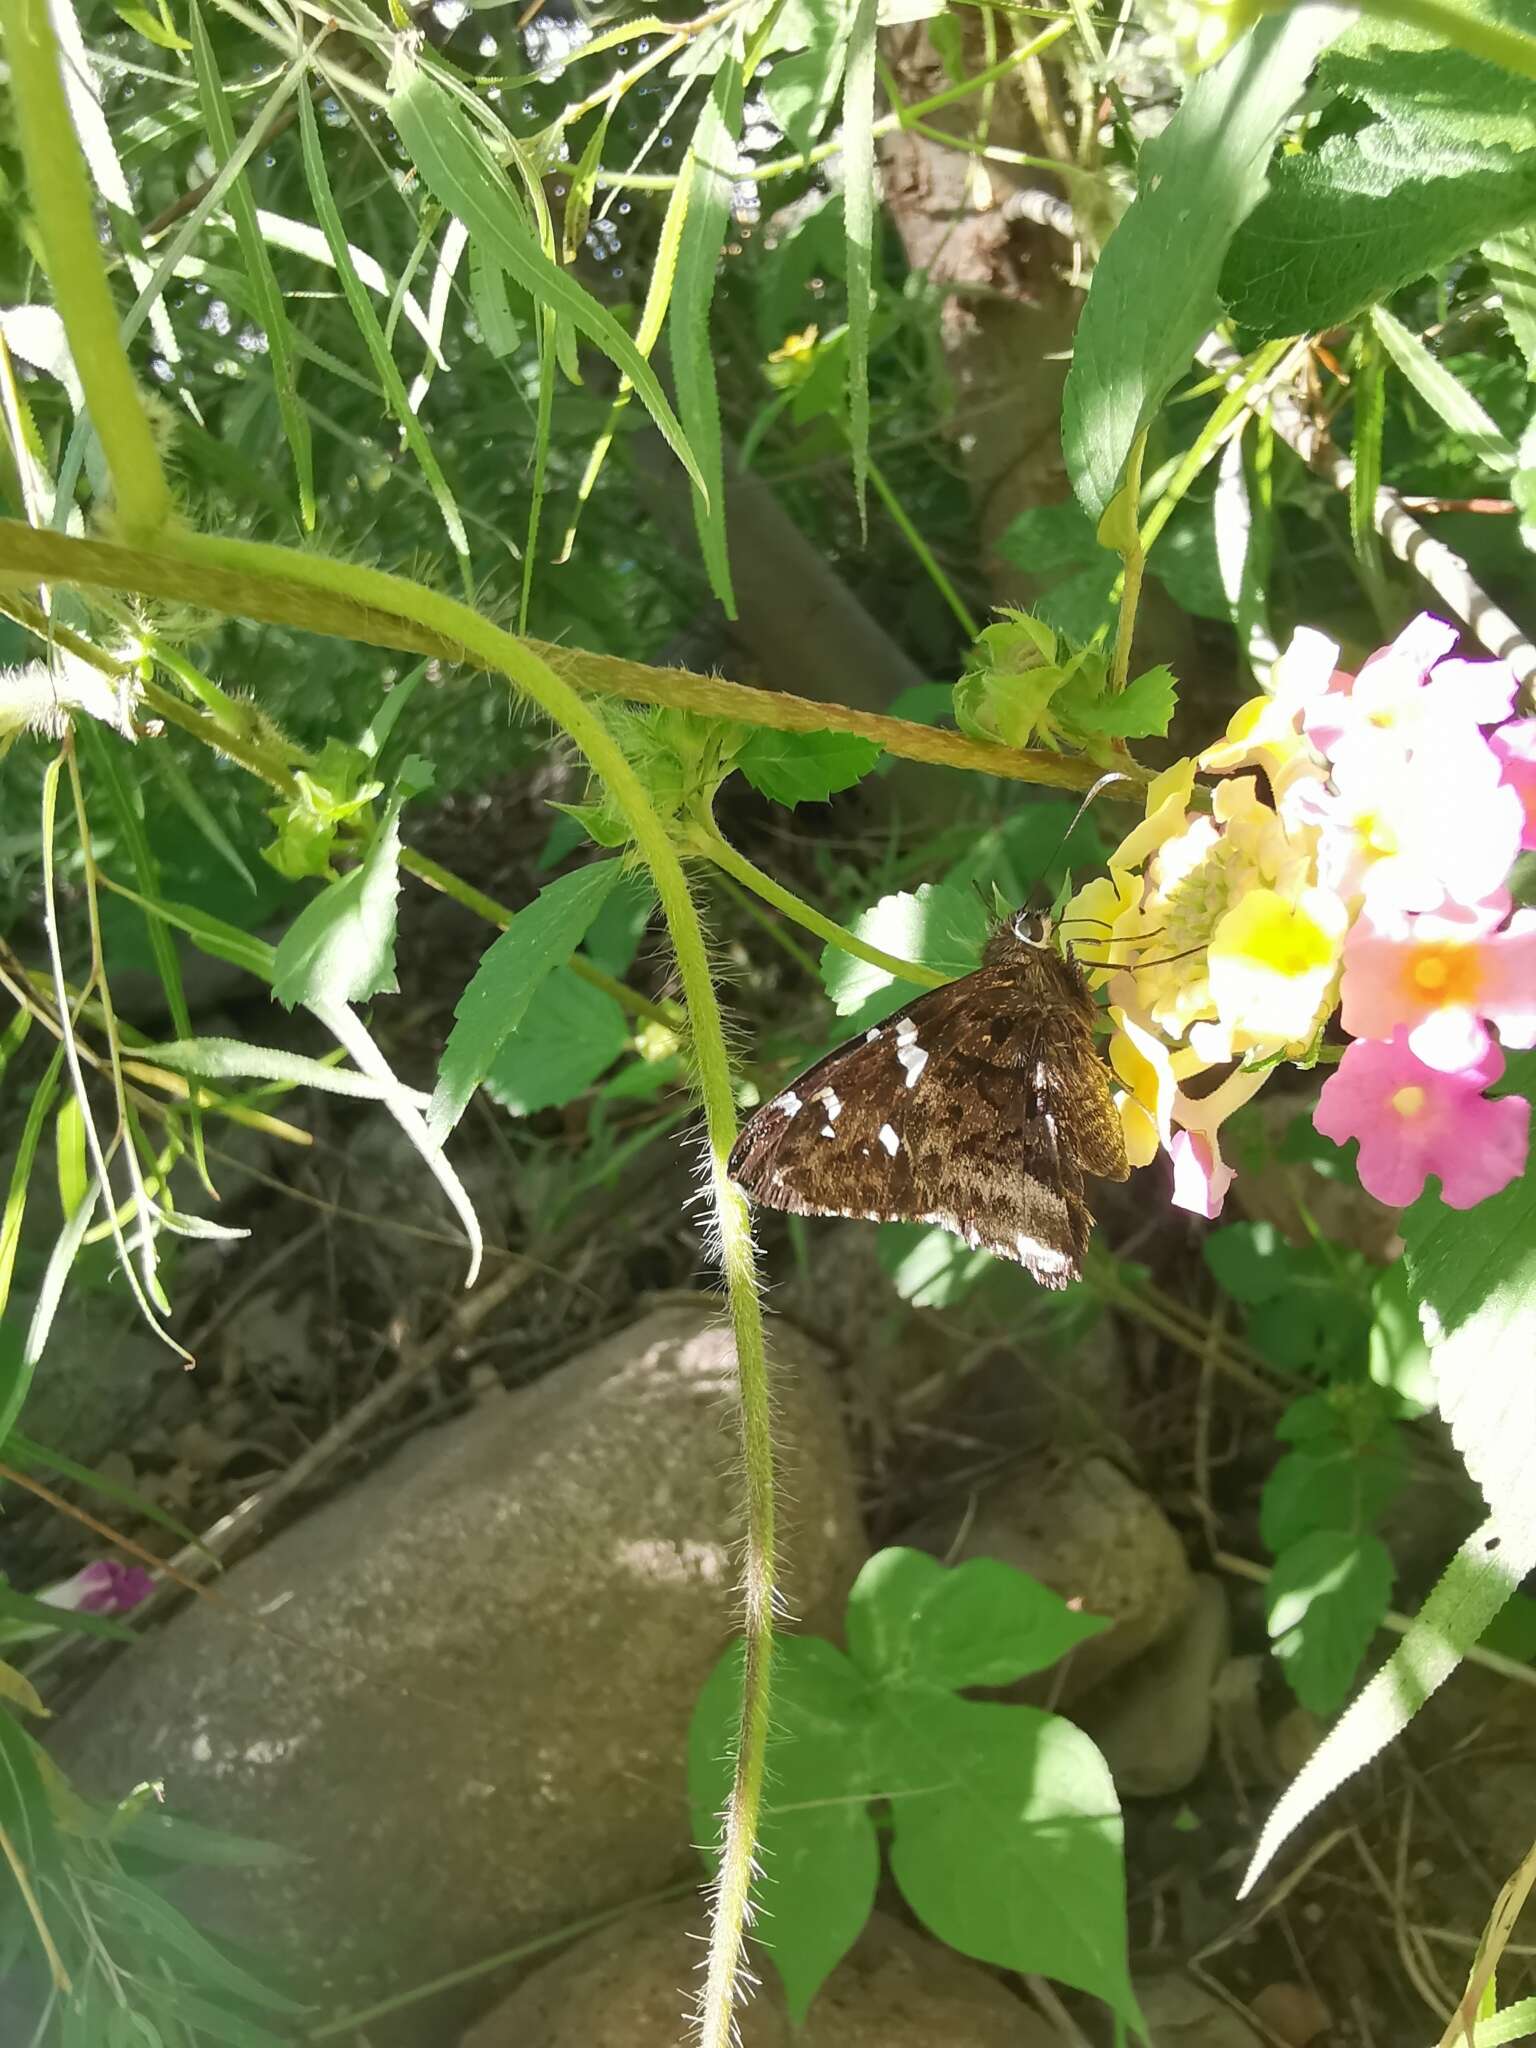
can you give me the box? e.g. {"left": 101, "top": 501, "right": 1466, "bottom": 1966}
{"left": 1012, "top": 910, "right": 1051, "bottom": 946}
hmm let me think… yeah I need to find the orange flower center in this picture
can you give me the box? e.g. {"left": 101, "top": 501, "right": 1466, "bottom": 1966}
{"left": 1404, "top": 943, "right": 1482, "bottom": 1008}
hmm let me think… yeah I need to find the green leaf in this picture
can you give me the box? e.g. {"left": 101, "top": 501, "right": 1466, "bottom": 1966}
{"left": 876, "top": 1222, "right": 995, "bottom": 1307}
{"left": 1062, "top": 664, "right": 1176, "bottom": 741}
{"left": 762, "top": 0, "right": 851, "bottom": 153}
{"left": 669, "top": 54, "right": 745, "bottom": 614}
{"left": 388, "top": 52, "right": 704, "bottom": 500}
{"left": 1261, "top": 1424, "right": 1405, "bottom": 1551}
{"left": 1372, "top": 304, "right": 1518, "bottom": 473}
{"left": 736, "top": 729, "right": 883, "bottom": 806}
{"left": 880, "top": 1693, "right": 1140, "bottom": 2034}
{"left": 1368, "top": 1261, "right": 1435, "bottom": 1416}
{"left": 995, "top": 501, "right": 1101, "bottom": 574}
{"left": 1063, "top": 8, "right": 1343, "bottom": 518}
{"left": 1203, "top": 1220, "right": 1291, "bottom": 1302}
{"left": 428, "top": 863, "right": 621, "bottom": 1139}
{"left": 819, "top": 884, "right": 989, "bottom": 1018}
{"left": 296, "top": 88, "right": 469, "bottom": 587}
{"left": 842, "top": 0, "right": 878, "bottom": 530}
{"left": 1402, "top": 1052, "right": 1536, "bottom": 1529}
{"left": 1223, "top": 11, "right": 1536, "bottom": 336}
{"left": 689, "top": 1635, "right": 880, "bottom": 2023}
{"left": 8, "top": 1429, "right": 204, "bottom": 1556}
{"left": 271, "top": 803, "right": 403, "bottom": 1011}
{"left": 1485, "top": 225, "right": 1536, "bottom": 378}
{"left": 483, "top": 968, "right": 628, "bottom": 1115}
{"left": 189, "top": 0, "right": 312, "bottom": 527}
{"left": 845, "top": 1547, "right": 1108, "bottom": 1692}
{"left": 1267, "top": 1530, "right": 1394, "bottom": 1715}
{"left": 1241, "top": 1527, "right": 1522, "bottom": 1896}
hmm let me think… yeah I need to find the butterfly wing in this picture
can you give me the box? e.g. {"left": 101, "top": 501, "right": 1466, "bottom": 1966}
{"left": 729, "top": 955, "right": 1127, "bottom": 1289}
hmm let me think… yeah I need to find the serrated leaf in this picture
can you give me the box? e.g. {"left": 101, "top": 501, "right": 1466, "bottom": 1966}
{"left": 1224, "top": 42, "right": 1536, "bottom": 336}
{"left": 845, "top": 1547, "right": 1108, "bottom": 1692}
{"left": 1268, "top": 1529, "right": 1394, "bottom": 1714}
{"left": 689, "top": 1635, "right": 880, "bottom": 2022}
{"left": 1063, "top": 7, "right": 1345, "bottom": 517}
{"left": 271, "top": 803, "right": 402, "bottom": 1011}
{"left": 819, "top": 884, "right": 989, "bottom": 1018}
{"left": 880, "top": 1692, "right": 1141, "bottom": 2034}
{"left": 736, "top": 728, "right": 883, "bottom": 806}
{"left": 428, "top": 864, "right": 620, "bottom": 1140}
{"left": 1260, "top": 1432, "right": 1405, "bottom": 1552}
{"left": 1063, "top": 664, "right": 1176, "bottom": 740}
{"left": 483, "top": 968, "right": 628, "bottom": 1115}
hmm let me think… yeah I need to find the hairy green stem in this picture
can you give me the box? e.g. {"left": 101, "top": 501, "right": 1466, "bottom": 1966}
{"left": 689, "top": 823, "right": 948, "bottom": 989}
{"left": 153, "top": 524, "right": 775, "bottom": 2048}
{"left": 0, "top": 0, "right": 174, "bottom": 541}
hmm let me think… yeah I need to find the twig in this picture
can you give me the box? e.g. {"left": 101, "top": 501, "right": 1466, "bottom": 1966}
{"left": 1198, "top": 338, "right": 1536, "bottom": 691}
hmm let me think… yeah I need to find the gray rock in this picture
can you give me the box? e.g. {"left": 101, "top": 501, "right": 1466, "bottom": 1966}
{"left": 54, "top": 1303, "right": 866, "bottom": 2035}
{"left": 1137, "top": 1974, "right": 1261, "bottom": 2047}
{"left": 461, "top": 1900, "right": 1062, "bottom": 2047}
{"left": 1081, "top": 1576, "right": 1231, "bottom": 1797}
{"left": 902, "top": 1454, "right": 1193, "bottom": 1699}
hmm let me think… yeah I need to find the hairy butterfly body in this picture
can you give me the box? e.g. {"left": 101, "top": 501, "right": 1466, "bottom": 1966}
{"left": 728, "top": 911, "right": 1129, "bottom": 1288}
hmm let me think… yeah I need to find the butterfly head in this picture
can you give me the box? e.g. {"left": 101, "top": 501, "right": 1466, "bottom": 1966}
{"left": 981, "top": 905, "right": 1057, "bottom": 967}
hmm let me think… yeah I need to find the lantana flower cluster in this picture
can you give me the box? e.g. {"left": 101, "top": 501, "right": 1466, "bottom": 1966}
{"left": 1064, "top": 614, "right": 1535, "bottom": 1218}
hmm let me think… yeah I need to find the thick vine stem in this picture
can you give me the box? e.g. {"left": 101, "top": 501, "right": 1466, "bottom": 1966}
{"left": 0, "top": 524, "right": 1153, "bottom": 799}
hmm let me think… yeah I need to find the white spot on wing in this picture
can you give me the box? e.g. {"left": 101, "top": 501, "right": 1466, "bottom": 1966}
{"left": 779, "top": 1090, "right": 803, "bottom": 1118}
{"left": 814, "top": 1087, "right": 842, "bottom": 1120}
{"left": 896, "top": 1041, "right": 928, "bottom": 1089}
{"left": 865, "top": 1027, "right": 881, "bottom": 1043}
{"left": 820, "top": 1124, "right": 836, "bottom": 1139}
{"left": 878, "top": 1123, "right": 900, "bottom": 1156}
{"left": 895, "top": 1015, "right": 919, "bottom": 1045}
{"left": 1017, "top": 1232, "right": 1073, "bottom": 1275}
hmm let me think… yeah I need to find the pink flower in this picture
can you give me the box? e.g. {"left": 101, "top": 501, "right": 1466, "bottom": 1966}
{"left": 1314, "top": 1033, "right": 1529, "bottom": 1208}
{"left": 1318, "top": 725, "right": 1524, "bottom": 914}
{"left": 1306, "top": 614, "right": 1519, "bottom": 775}
{"left": 1340, "top": 897, "right": 1536, "bottom": 1072}
{"left": 1170, "top": 1128, "right": 1235, "bottom": 1218}
{"left": 39, "top": 1558, "right": 156, "bottom": 1616}
{"left": 1492, "top": 719, "right": 1536, "bottom": 851}
{"left": 1303, "top": 614, "right": 1457, "bottom": 759}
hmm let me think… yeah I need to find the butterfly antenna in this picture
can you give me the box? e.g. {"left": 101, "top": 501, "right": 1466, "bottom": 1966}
{"left": 1022, "top": 771, "right": 1144, "bottom": 910}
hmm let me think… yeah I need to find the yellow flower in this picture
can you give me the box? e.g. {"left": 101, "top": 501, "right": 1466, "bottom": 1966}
{"left": 1207, "top": 885, "right": 1347, "bottom": 1054}
{"left": 1109, "top": 1006, "right": 1192, "bottom": 1166}
{"left": 1110, "top": 757, "right": 1198, "bottom": 875}
{"left": 1061, "top": 867, "right": 1142, "bottom": 988}
{"left": 768, "top": 326, "right": 819, "bottom": 364}
{"left": 1128, "top": 776, "right": 1318, "bottom": 1046}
